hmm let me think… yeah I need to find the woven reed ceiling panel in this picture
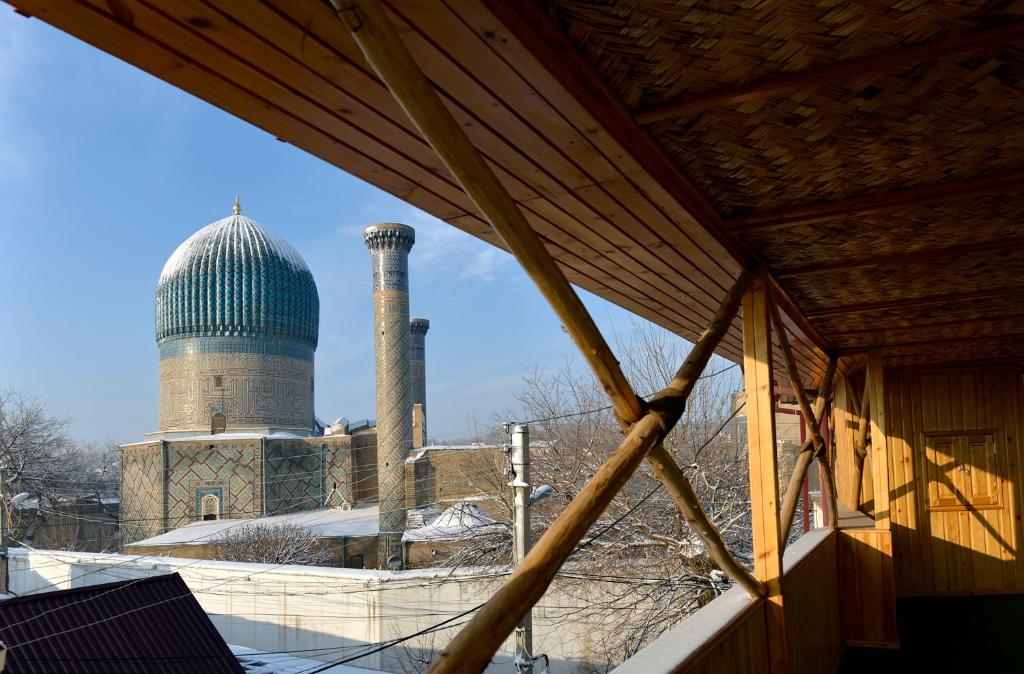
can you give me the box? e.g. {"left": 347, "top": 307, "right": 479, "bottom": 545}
{"left": 548, "top": 0, "right": 1024, "bottom": 365}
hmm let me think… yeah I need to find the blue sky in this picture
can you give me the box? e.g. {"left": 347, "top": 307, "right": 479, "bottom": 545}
{"left": 0, "top": 11, "right": 730, "bottom": 445}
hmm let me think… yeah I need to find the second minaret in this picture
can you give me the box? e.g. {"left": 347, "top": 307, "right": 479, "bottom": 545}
{"left": 364, "top": 223, "right": 415, "bottom": 569}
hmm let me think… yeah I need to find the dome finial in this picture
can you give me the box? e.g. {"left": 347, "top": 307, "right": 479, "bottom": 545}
{"left": 233, "top": 194, "right": 241, "bottom": 215}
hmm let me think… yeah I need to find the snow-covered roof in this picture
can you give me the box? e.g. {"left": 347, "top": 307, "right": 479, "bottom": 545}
{"left": 405, "top": 443, "right": 499, "bottom": 462}
{"left": 232, "top": 646, "right": 387, "bottom": 674}
{"left": 130, "top": 504, "right": 380, "bottom": 547}
{"left": 402, "top": 503, "right": 507, "bottom": 543}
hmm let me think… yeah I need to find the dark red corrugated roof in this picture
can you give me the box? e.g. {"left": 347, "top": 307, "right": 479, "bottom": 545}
{"left": 0, "top": 572, "right": 243, "bottom": 674}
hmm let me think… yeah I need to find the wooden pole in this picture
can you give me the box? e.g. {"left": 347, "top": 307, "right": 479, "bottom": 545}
{"left": 852, "top": 379, "right": 871, "bottom": 509}
{"left": 331, "top": 5, "right": 763, "bottom": 671}
{"left": 742, "top": 271, "right": 789, "bottom": 674}
{"left": 331, "top": 0, "right": 643, "bottom": 425}
{"left": 867, "top": 350, "right": 890, "bottom": 529}
{"left": 647, "top": 443, "right": 765, "bottom": 597}
{"left": 768, "top": 295, "right": 825, "bottom": 451}
{"left": 778, "top": 357, "right": 836, "bottom": 544}
{"left": 419, "top": 279, "right": 753, "bottom": 674}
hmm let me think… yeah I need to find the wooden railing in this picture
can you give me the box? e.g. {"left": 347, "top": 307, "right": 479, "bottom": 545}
{"left": 612, "top": 528, "right": 841, "bottom": 674}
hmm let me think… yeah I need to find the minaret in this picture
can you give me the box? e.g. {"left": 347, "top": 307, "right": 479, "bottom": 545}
{"left": 409, "top": 318, "right": 430, "bottom": 443}
{"left": 364, "top": 223, "right": 415, "bottom": 569}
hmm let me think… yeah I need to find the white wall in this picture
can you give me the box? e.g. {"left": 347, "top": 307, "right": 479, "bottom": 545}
{"left": 8, "top": 549, "right": 618, "bottom": 673}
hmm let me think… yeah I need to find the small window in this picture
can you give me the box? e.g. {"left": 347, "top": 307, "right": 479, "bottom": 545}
{"left": 213, "top": 375, "right": 224, "bottom": 389}
{"left": 200, "top": 493, "right": 220, "bottom": 521}
{"left": 346, "top": 554, "right": 364, "bottom": 569}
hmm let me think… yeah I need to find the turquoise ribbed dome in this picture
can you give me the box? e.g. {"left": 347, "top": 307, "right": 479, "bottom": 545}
{"left": 155, "top": 214, "right": 319, "bottom": 348}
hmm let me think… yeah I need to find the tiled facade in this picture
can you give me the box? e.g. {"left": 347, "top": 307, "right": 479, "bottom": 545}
{"left": 120, "top": 435, "right": 365, "bottom": 545}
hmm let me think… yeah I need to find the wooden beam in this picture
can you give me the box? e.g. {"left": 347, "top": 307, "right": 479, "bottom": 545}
{"left": 646, "top": 445, "right": 765, "bottom": 597}
{"left": 742, "top": 271, "right": 789, "bottom": 674}
{"left": 729, "top": 169, "right": 1024, "bottom": 232}
{"left": 331, "top": 5, "right": 766, "bottom": 672}
{"left": 803, "top": 284, "right": 1024, "bottom": 318}
{"left": 637, "top": 22, "right": 1024, "bottom": 124}
{"left": 867, "top": 350, "right": 890, "bottom": 530}
{"left": 777, "top": 236, "right": 1024, "bottom": 279}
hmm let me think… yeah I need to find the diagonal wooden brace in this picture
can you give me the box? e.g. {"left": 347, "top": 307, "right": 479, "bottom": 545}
{"left": 331, "top": 3, "right": 762, "bottom": 671}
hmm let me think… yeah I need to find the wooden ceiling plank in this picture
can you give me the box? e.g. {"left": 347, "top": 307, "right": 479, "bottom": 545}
{"left": 731, "top": 169, "right": 1024, "bottom": 233}
{"left": 385, "top": 8, "right": 742, "bottom": 307}
{"left": 637, "top": 22, "right": 1024, "bottom": 124}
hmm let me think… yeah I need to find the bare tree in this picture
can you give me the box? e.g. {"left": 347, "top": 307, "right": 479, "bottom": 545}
{"left": 0, "top": 389, "right": 121, "bottom": 551}
{"left": 212, "top": 522, "right": 332, "bottom": 566}
{"left": 419, "top": 321, "right": 752, "bottom": 671}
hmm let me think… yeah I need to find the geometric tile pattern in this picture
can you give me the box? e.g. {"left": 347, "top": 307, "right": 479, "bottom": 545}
{"left": 158, "top": 350, "right": 314, "bottom": 431}
{"left": 120, "top": 442, "right": 165, "bottom": 544}
{"left": 120, "top": 435, "right": 360, "bottom": 543}
{"left": 156, "top": 214, "right": 319, "bottom": 348}
{"left": 365, "top": 224, "right": 415, "bottom": 567}
{"left": 165, "top": 440, "right": 262, "bottom": 531}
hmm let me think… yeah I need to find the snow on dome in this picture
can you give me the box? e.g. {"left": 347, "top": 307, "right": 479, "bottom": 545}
{"left": 155, "top": 213, "right": 319, "bottom": 347}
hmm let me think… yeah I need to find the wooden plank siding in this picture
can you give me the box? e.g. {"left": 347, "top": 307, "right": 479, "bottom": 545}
{"left": 5, "top": 0, "right": 831, "bottom": 384}
{"left": 838, "top": 520, "right": 898, "bottom": 648}
{"left": 882, "top": 366, "right": 1024, "bottom": 595}
{"left": 783, "top": 531, "right": 842, "bottom": 674}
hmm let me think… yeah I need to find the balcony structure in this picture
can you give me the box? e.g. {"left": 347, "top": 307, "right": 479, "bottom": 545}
{"left": 7, "top": 1, "right": 1024, "bottom": 672}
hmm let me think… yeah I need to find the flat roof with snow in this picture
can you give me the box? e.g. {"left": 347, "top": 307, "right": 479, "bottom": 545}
{"left": 129, "top": 504, "right": 380, "bottom": 547}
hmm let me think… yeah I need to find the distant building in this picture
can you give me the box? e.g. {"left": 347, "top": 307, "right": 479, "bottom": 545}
{"left": 119, "top": 204, "right": 498, "bottom": 569}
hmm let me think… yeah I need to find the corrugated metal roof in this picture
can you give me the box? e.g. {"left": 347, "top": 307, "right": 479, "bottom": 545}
{"left": 0, "top": 572, "right": 243, "bottom": 674}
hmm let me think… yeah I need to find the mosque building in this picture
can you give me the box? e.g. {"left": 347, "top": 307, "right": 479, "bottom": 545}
{"left": 118, "top": 201, "right": 488, "bottom": 567}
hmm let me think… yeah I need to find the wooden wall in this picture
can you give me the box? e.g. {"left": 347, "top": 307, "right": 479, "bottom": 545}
{"left": 783, "top": 530, "right": 843, "bottom": 674}
{"left": 663, "top": 600, "right": 770, "bottom": 674}
{"left": 838, "top": 523, "right": 898, "bottom": 647}
{"left": 885, "top": 366, "right": 1023, "bottom": 595}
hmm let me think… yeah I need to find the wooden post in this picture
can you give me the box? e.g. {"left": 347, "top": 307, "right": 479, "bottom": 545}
{"left": 867, "top": 349, "right": 890, "bottom": 529}
{"left": 742, "top": 272, "right": 789, "bottom": 673}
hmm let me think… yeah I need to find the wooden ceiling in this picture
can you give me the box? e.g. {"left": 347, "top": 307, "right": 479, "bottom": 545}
{"left": 10, "top": 0, "right": 1023, "bottom": 380}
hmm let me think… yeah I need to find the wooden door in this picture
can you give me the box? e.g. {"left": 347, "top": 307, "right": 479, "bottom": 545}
{"left": 887, "top": 368, "right": 1024, "bottom": 594}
